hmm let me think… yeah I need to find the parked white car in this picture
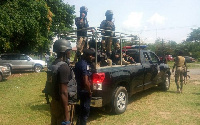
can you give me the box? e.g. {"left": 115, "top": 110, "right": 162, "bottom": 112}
{"left": 0, "top": 53, "right": 47, "bottom": 73}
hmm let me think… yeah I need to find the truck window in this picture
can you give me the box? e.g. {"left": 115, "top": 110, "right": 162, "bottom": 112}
{"left": 126, "top": 50, "right": 140, "bottom": 63}
{"left": 143, "top": 52, "right": 150, "bottom": 61}
{"left": 149, "top": 52, "right": 159, "bottom": 63}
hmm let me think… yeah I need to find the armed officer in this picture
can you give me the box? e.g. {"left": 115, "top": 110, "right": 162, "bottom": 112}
{"left": 74, "top": 6, "right": 90, "bottom": 63}
{"left": 50, "top": 39, "right": 72, "bottom": 125}
{"left": 100, "top": 10, "right": 117, "bottom": 59}
{"left": 172, "top": 51, "right": 187, "bottom": 93}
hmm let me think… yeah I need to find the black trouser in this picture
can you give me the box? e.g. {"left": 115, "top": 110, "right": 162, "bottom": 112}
{"left": 76, "top": 91, "right": 91, "bottom": 125}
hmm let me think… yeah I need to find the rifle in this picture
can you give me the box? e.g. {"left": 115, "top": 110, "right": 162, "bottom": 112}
{"left": 183, "top": 67, "right": 190, "bottom": 85}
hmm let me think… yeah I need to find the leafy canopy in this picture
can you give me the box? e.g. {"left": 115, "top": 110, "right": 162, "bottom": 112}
{"left": 186, "top": 27, "right": 200, "bottom": 42}
{"left": 147, "top": 28, "right": 200, "bottom": 59}
{"left": 45, "top": 0, "right": 75, "bottom": 39}
{"left": 0, "top": 0, "right": 53, "bottom": 53}
{"left": 0, "top": 0, "right": 75, "bottom": 54}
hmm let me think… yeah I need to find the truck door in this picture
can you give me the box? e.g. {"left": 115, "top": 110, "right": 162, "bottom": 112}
{"left": 148, "top": 52, "right": 161, "bottom": 82}
{"left": 143, "top": 52, "right": 160, "bottom": 90}
{"left": 142, "top": 52, "right": 153, "bottom": 90}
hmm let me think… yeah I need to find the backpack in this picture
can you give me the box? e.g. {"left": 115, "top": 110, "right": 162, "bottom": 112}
{"left": 44, "top": 61, "right": 77, "bottom": 102}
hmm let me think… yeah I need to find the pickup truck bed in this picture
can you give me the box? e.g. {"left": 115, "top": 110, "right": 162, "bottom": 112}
{"left": 90, "top": 49, "right": 171, "bottom": 114}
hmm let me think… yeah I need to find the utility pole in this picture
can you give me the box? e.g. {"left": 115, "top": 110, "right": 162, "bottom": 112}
{"left": 162, "top": 39, "right": 166, "bottom": 63}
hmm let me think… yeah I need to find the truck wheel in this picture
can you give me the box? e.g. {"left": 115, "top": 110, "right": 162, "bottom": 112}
{"left": 0, "top": 74, "right": 3, "bottom": 82}
{"left": 34, "top": 64, "right": 42, "bottom": 73}
{"left": 112, "top": 87, "right": 128, "bottom": 114}
{"left": 159, "top": 74, "right": 170, "bottom": 91}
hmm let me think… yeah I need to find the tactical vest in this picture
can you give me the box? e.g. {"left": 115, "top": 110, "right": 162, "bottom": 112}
{"left": 44, "top": 61, "right": 77, "bottom": 101}
{"left": 176, "top": 56, "right": 185, "bottom": 67}
{"left": 75, "top": 17, "right": 89, "bottom": 37}
{"left": 100, "top": 20, "right": 115, "bottom": 36}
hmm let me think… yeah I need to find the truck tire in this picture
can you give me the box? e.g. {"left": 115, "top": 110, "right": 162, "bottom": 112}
{"left": 112, "top": 86, "right": 128, "bottom": 114}
{"left": 159, "top": 74, "right": 170, "bottom": 91}
{"left": 0, "top": 73, "right": 3, "bottom": 82}
{"left": 34, "top": 64, "right": 42, "bottom": 73}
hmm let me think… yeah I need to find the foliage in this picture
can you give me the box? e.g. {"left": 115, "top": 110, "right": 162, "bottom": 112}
{"left": 0, "top": 0, "right": 52, "bottom": 54}
{"left": 0, "top": 0, "right": 75, "bottom": 54}
{"left": 147, "top": 27, "right": 200, "bottom": 60}
{"left": 49, "top": 55, "right": 56, "bottom": 64}
{"left": 148, "top": 38, "right": 177, "bottom": 57}
{"left": 183, "top": 28, "right": 200, "bottom": 58}
{"left": 186, "top": 27, "right": 200, "bottom": 42}
{"left": 45, "top": 0, "right": 76, "bottom": 39}
{"left": 167, "top": 28, "right": 200, "bottom": 58}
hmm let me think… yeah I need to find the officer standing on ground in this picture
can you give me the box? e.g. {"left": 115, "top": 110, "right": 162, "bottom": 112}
{"left": 100, "top": 10, "right": 116, "bottom": 58}
{"left": 50, "top": 39, "right": 72, "bottom": 125}
{"left": 74, "top": 48, "right": 95, "bottom": 125}
{"left": 172, "top": 51, "right": 187, "bottom": 93}
{"left": 74, "top": 6, "right": 90, "bottom": 63}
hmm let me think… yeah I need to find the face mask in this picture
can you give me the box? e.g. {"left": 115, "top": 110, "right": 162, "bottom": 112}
{"left": 106, "top": 15, "right": 113, "bottom": 21}
{"left": 64, "top": 50, "right": 71, "bottom": 61}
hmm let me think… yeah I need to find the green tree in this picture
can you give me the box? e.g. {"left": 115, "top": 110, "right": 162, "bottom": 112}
{"left": 183, "top": 27, "right": 200, "bottom": 59}
{"left": 45, "top": 0, "right": 75, "bottom": 39}
{"left": 147, "top": 38, "right": 177, "bottom": 57}
{"left": 147, "top": 27, "right": 200, "bottom": 60}
{"left": 0, "top": 0, "right": 75, "bottom": 55}
{"left": 186, "top": 27, "right": 200, "bottom": 42}
{"left": 0, "top": 0, "right": 52, "bottom": 54}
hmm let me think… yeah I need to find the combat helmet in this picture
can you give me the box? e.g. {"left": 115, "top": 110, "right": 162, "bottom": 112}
{"left": 105, "top": 10, "right": 113, "bottom": 16}
{"left": 53, "top": 39, "right": 72, "bottom": 53}
{"left": 80, "top": 6, "right": 88, "bottom": 13}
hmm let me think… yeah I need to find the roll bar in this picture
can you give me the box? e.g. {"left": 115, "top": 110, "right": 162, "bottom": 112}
{"left": 64, "top": 27, "right": 141, "bottom": 68}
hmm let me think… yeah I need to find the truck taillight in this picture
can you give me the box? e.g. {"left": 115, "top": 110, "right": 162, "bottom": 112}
{"left": 92, "top": 73, "right": 105, "bottom": 90}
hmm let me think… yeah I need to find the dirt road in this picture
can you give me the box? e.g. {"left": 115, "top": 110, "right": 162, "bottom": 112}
{"left": 188, "top": 68, "right": 200, "bottom": 75}
{"left": 170, "top": 68, "right": 200, "bottom": 85}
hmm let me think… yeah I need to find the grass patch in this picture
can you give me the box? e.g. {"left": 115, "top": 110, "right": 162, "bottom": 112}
{"left": 167, "top": 61, "right": 200, "bottom": 69}
{"left": 0, "top": 72, "right": 50, "bottom": 125}
{"left": 0, "top": 68, "right": 200, "bottom": 124}
{"left": 88, "top": 78, "right": 200, "bottom": 125}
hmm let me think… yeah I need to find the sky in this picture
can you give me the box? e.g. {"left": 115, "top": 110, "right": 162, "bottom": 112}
{"left": 64, "top": 0, "right": 200, "bottom": 44}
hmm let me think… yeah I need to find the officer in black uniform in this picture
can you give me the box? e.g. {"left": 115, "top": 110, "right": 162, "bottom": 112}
{"left": 74, "top": 49, "right": 95, "bottom": 125}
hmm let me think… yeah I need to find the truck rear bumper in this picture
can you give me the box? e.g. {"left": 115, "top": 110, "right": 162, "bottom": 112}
{"left": 90, "top": 97, "right": 102, "bottom": 107}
